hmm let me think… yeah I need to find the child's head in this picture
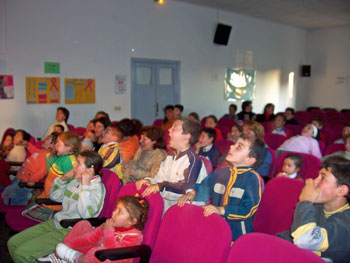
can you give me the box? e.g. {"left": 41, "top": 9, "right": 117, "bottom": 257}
{"left": 140, "top": 126, "right": 164, "bottom": 151}
{"left": 56, "top": 132, "right": 81, "bottom": 156}
{"left": 2, "top": 134, "right": 13, "bottom": 147}
{"left": 226, "top": 134, "right": 265, "bottom": 169}
{"left": 229, "top": 124, "right": 242, "bottom": 142}
{"left": 318, "top": 156, "right": 350, "bottom": 203}
{"left": 198, "top": 128, "right": 216, "bottom": 147}
{"left": 301, "top": 124, "right": 320, "bottom": 140}
{"left": 242, "top": 100, "right": 253, "bottom": 112}
{"left": 229, "top": 104, "right": 237, "bottom": 115}
{"left": 274, "top": 113, "right": 286, "bottom": 130}
{"left": 53, "top": 124, "right": 64, "bottom": 134}
{"left": 164, "top": 105, "right": 175, "bottom": 122}
{"left": 205, "top": 115, "right": 218, "bottom": 129}
{"left": 112, "top": 195, "right": 149, "bottom": 230}
{"left": 282, "top": 154, "right": 302, "bottom": 176}
{"left": 101, "top": 126, "right": 122, "bottom": 144}
{"left": 13, "top": 129, "right": 30, "bottom": 145}
{"left": 42, "top": 132, "right": 59, "bottom": 152}
{"left": 174, "top": 104, "right": 184, "bottom": 118}
{"left": 85, "top": 130, "right": 97, "bottom": 143}
{"left": 74, "top": 150, "right": 103, "bottom": 178}
{"left": 169, "top": 118, "right": 201, "bottom": 150}
{"left": 86, "top": 120, "right": 95, "bottom": 133}
{"left": 284, "top": 107, "right": 295, "bottom": 120}
{"left": 342, "top": 124, "right": 350, "bottom": 140}
{"left": 56, "top": 107, "right": 69, "bottom": 123}
{"left": 188, "top": 112, "right": 200, "bottom": 122}
{"left": 242, "top": 121, "right": 265, "bottom": 139}
{"left": 311, "top": 117, "right": 323, "bottom": 130}
{"left": 95, "top": 111, "right": 110, "bottom": 123}
{"left": 117, "top": 118, "right": 138, "bottom": 138}
{"left": 344, "top": 134, "right": 350, "bottom": 152}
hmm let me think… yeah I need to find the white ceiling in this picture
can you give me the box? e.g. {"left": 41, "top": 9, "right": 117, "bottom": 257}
{"left": 172, "top": 0, "right": 350, "bottom": 29}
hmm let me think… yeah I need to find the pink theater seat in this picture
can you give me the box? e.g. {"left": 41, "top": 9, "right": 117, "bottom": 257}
{"left": 150, "top": 204, "right": 231, "bottom": 263}
{"left": 227, "top": 233, "right": 325, "bottom": 263}
{"left": 152, "top": 119, "right": 163, "bottom": 127}
{"left": 214, "top": 139, "right": 234, "bottom": 155}
{"left": 325, "top": 143, "right": 346, "bottom": 155}
{"left": 264, "top": 133, "right": 288, "bottom": 150}
{"left": 284, "top": 124, "right": 302, "bottom": 136}
{"left": 253, "top": 177, "right": 304, "bottom": 235}
{"left": 294, "top": 111, "right": 310, "bottom": 127}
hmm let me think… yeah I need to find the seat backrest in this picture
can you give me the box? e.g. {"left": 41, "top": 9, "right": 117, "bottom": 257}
{"left": 67, "top": 124, "right": 75, "bottom": 132}
{"left": 151, "top": 204, "right": 231, "bottom": 263}
{"left": 264, "top": 133, "right": 287, "bottom": 150}
{"left": 152, "top": 119, "right": 163, "bottom": 127}
{"left": 253, "top": 177, "right": 304, "bottom": 235}
{"left": 261, "top": 121, "right": 275, "bottom": 134}
{"left": 227, "top": 233, "right": 325, "bottom": 263}
{"left": 117, "top": 182, "right": 164, "bottom": 249}
{"left": 217, "top": 117, "right": 235, "bottom": 128}
{"left": 294, "top": 111, "right": 310, "bottom": 127}
{"left": 325, "top": 143, "right": 346, "bottom": 155}
{"left": 99, "top": 168, "right": 122, "bottom": 218}
{"left": 214, "top": 139, "right": 234, "bottom": 155}
{"left": 318, "top": 140, "right": 325, "bottom": 156}
{"left": 200, "top": 117, "right": 207, "bottom": 128}
{"left": 284, "top": 124, "right": 302, "bottom": 136}
{"left": 200, "top": 156, "right": 213, "bottom": 175}
{"left": 266, "top": 148, "right": 276, "bottom": 178}
{"left": 272, "top": 151, "right": 321, "bottom": 180}
{"left": 74, "top": 126, "right": 86, "bottom": 137}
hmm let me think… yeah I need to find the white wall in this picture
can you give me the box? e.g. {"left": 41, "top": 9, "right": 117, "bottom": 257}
{"left": 300, "top": 26, "right": 350, "bottom": 110}
{"left": 0, "top": 0, "right": 307, "bottom": 138}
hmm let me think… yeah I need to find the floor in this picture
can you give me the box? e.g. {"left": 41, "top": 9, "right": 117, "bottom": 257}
{"left": 0, "top": 212, "right": 14, "bottom": 263}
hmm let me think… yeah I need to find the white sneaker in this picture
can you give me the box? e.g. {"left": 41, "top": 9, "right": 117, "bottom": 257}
{"left": 36, "top": 253, "right": 67, "bottom": 263}
{"left": 55, "top": 243, "right": 79, "bottom": 263}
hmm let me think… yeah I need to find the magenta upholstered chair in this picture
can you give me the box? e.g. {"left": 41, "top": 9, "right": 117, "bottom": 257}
{"left": 217, "top": 118, "right": 235, "bottom": 138}
{"left": 284, "top": 124, "right": 303, "bottom": 136}
{"left": 266, "top": 148, "right": 276, "bottom": 178}
{"left": 272, "top": 151, "right": 321, "bottom": 180}
{"left": 261, "top": 121, "right": 275, "bottom": 134}
{"left": 227, "top": 233, "right": 325, "bottom": 263}
{"left": 214, "top": 139, "right": 234, "bottom": 155}
{"left": 74, "top": 126, "right": 86, "bottom": 137}
{"left": 5, "top": 168, "right": 121, "bottom": 232}
{"left": 325, "top": 143, "right": 346, "bottom": 155}
{"left": 264, "top": 133, "right": 287, "bottom": 150}
{"left": 116, "top": 182, "right": 164, "bottom": 249}
{"left": 294, "top": 111, "right": 310, "bottom": 127}
{"left": 253, "top": 177, "right": 304, "bottom": 235}
{"left": 199, "top": 156, "right": 213, "bottom": 175}
{"left": 152, "top": 119, "right": 163, "bottom": 127}
{"left": 150, "top": 204, "right": 231, "bottom": 263}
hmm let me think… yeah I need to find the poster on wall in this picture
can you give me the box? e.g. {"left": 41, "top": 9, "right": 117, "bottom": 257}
{"left": 26, "top": 77, "right": 60, "bottom": 104}
{"left": 224, "top": 68, "right": 255, "bottom": 101}
{"left": 64, "top": 78, "right": 95, "bottom": 104}
{"left": 115, "top": 75, "right": 126, "bottom": 94}
{"left": 0, "top": 75, "right": 14, "bottom": 99}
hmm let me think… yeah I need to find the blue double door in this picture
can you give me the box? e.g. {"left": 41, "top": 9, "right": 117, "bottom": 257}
{"left": 131, "top": 58, "right": 180, "bottom": 125}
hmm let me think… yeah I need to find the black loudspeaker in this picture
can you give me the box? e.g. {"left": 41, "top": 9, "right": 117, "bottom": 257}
{"left": 214, "top": 23, "right": 232, "bottom": 45}
{"left": 301, "top": 65, "right": 311, "bottom": 77}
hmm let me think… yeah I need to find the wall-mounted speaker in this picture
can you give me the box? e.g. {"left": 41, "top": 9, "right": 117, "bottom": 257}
{"left": 214, "top": 23, "right": 232, "bottom": 46}
{"left": 301, "top": 65, "right": 311, "bottom": 77}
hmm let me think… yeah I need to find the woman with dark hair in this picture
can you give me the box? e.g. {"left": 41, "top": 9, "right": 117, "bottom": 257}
{"left": 161, "top": 105, "right": 175, "bottom": 130}
{"left": 256, "top": 103, "right": 275, "bottom": 122}
{"left": 122, "top": 126, "right": 167, "bottom": 182}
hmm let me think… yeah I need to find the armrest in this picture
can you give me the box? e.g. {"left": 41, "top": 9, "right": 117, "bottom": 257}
{"left": 35, "top": 198, "right": 62, "bottom": 206}
{"left": 19, "top": 182, "right": 44, "bottom": 189}
{"left": 95, "top": 244, "right": 151, "bottom": 263}
{"left": 60, "top": 217, "right": 107, "bottom": 228}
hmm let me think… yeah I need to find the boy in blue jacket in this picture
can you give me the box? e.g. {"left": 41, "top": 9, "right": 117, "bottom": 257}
{"left": 178, "top": 134, "right": 265, "bottom": 241}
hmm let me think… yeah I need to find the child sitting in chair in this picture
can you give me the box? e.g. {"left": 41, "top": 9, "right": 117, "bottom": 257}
{"left": 276, "top": 154, "right": 303, "bottom": 180}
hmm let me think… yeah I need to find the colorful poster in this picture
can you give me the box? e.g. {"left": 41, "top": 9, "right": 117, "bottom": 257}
{"left": 0, "top": 75, "right": 14, "bottom": 99}
{"left": 224, "top": 68, "right": 255, "bottom": 101}
{"left": 64, "top": 78, "right": 95, "bottom": 104}
{"left": 26, "top": 77, "right": 60, "bottom": 104}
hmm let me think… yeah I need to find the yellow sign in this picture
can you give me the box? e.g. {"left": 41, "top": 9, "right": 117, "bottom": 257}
{"left": 65, "top": 78, "right": 95, "bottom": 104}
{"left": 26, "top": 77, "right": 60, "bottom": 104}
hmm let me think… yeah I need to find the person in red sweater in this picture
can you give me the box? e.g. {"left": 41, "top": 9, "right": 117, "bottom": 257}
{"left": 38, "top": 195, "right": 149, "bottom": 263}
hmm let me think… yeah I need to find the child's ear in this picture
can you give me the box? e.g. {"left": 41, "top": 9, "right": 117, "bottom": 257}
{"left": 247, "top": 156, "right": 256, "bottom": 167}
{"left": 296, "top": 167, "right": 301, "bottom": 172}
{"left": 337, "top": 184, "right": 349, "bottom": 198}
{"left": 130, "top": 217, "right": 137, "bottom": 226}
